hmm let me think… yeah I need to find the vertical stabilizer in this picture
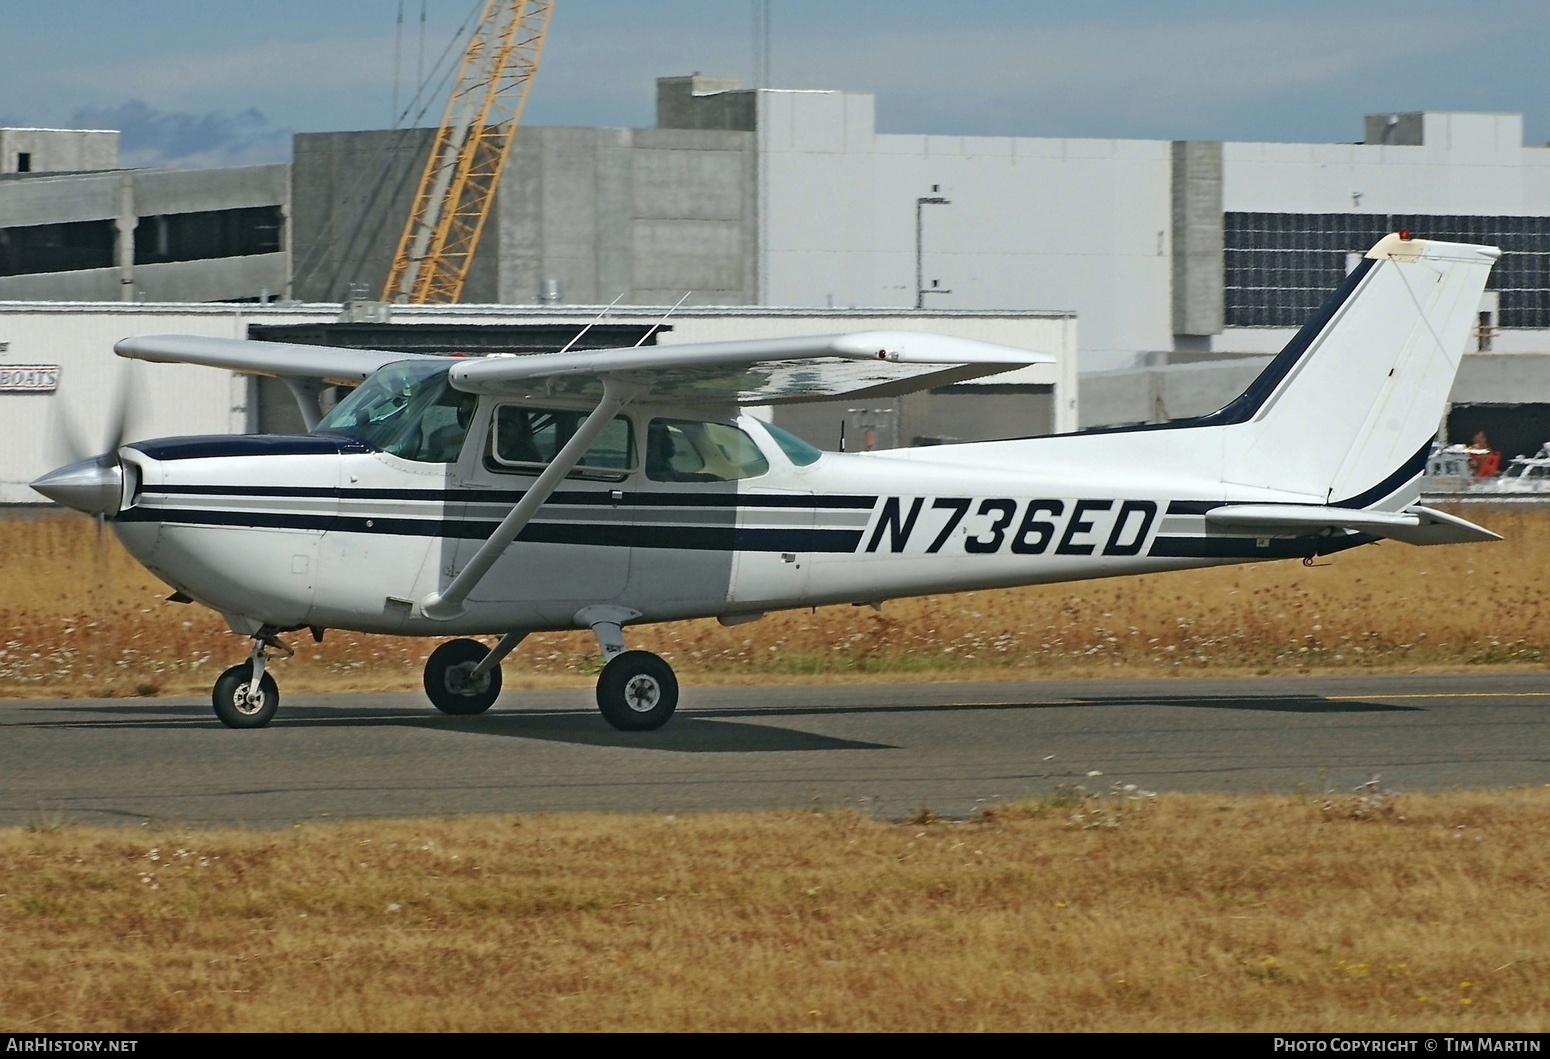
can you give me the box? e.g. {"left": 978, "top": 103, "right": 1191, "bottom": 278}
{"left": 1222, "top": 234, "right": 1498, "bottom": 508}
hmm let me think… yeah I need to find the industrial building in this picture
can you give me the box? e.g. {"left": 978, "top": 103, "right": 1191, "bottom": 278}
{"left": 0, "top": 128, "right": 289, "bottom": 303}
{"left": 9, "top": 74, "right": 1550, "bottom": 485}
{"left": 289, "top": 76, "right": 1550, "bottom": 447}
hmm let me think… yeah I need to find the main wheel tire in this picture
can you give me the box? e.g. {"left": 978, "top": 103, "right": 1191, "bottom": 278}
{"left": 424, "top": 638, "right": 502, "bottom": 715}
{"left": 596, "top": 650, "right": 678, "bottom": 731}
{"left": 212, "top": 663, "right": 279, "bottom": 729}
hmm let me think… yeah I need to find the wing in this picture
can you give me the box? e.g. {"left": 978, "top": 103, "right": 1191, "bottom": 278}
{"left": 447, "top": 331, "right": 1054, "bottom": 404}
{"left": 115, "top": 334, "right": 424, "bottom": 387}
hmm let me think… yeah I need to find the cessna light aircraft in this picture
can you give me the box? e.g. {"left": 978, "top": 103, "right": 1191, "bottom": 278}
{"left": 33, "top": 233, "right": 1500, "bottom": 731}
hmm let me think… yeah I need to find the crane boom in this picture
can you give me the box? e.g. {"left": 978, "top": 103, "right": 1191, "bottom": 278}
{"left": 383, "top": 0, "right": 554, "bottom": 304}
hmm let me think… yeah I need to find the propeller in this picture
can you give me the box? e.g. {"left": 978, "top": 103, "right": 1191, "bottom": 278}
{"left": 47, "top": 364, "right": 138, "bottom": 465}
{"left": 34, "top": 365, "right": 140, "bottom": 520}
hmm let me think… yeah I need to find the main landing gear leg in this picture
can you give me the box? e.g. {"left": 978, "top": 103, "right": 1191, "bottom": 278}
{"left": 579, "top": 607, "right": 678, "bottom": 732}
{"left": 212, "top": 628, "right": 291, "bottom": 729}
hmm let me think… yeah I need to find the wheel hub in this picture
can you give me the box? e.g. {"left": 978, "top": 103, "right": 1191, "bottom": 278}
{"left": 233, "top": 684, "right": 265, "bottom": 716}
{"left": 445, "top": 662, "right": 490, "bottom": 696}
{"left": 624, "top": 674, "right": 661, "bottom": 712}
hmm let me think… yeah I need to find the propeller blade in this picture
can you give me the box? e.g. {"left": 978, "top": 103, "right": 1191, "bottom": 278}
{"left": 101, "top": 364, "right": 138, "bottom": 455}
{"left": 45, "top": 400, "right": 91, "bottom": 468}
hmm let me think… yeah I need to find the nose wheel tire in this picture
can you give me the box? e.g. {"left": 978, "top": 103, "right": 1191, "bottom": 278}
{"left": 424, "top": 638, "right": 503, "bottom": 715}
{"left": 212, "top": 663, "right": 280, "bottom": 729}
{"left": 596, "top": 650, "right": 678, "bottom": 731}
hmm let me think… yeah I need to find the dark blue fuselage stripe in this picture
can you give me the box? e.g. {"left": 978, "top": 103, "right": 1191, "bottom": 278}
{"left": 115, "top": 506, "right": 863, "bottom": 553}
{"left": 143, "top": 484, "right": 877, "bottom": 509}
{"left": 130, "top": 435, "right": 371, "bottom": 460}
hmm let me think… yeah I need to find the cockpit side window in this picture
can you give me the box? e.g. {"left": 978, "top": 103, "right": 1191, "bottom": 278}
{"left": 485, "top": 405, "right": 635, "bottom": 481}
{"left": 313, "top": 361, "right": 474, "bottom": 464}
{"left": 646, "top": 418, "right": 769, "bottom": 483}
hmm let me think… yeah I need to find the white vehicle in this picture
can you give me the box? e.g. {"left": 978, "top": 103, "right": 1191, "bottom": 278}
{"left": 1424, "top": 443, "right": 1486, "bottom": 490}
{"left": 34, "top": 234, "right": 1502, "bottom": 731}
{"left": 1481, "top": 444, "right": 1550, "bottom": 493}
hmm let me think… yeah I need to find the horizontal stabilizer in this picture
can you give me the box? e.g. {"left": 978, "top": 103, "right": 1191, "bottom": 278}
{"left": 1206, "top": 504, "right": 1500, "bottom": 546}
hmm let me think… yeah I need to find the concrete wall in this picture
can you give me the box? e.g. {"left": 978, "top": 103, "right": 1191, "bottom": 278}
{"left": 496, "top": 125, "right": 756, "bottom": 305}
{"left": 656, "top": 75, "right": 753, "bottom": 132}
{"left": 0, "top": 163, "right": 290, "bottom": 303}
{"left": 294, "top": 123, "right": 757, "bottom": 307}
{"left": 0, "top": 170, "right": 123, "bottom": 225}
{"left": 0, "top": 129, "right": 118, "bottom": 174}
{"left": 291, "top": 128, "right": 441, "bottom": 303}
{"left": 1171, "top": 140, "right": 1224, "bottom": 338}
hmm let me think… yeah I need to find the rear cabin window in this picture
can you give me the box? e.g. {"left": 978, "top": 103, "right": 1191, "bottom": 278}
{"left": 646, "top": 419, "right": 769, "bottom": 483}
{"left": 486, "top": 405, "right": 635, "bottom": 481}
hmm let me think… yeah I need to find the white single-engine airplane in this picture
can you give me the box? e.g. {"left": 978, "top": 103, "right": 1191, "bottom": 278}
{"left": 33, "top": 234, "right": 1501, "bottom": 731}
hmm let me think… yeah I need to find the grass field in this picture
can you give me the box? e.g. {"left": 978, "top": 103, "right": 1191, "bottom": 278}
{"left": 1, "top": 790, "right": 1545, "bottom": 1032}
{"left": 4, "top": 513, "right": 1546, "bottom": 1031}
{"left": 1, "top": 505, "right": 1545, "bottom": 698}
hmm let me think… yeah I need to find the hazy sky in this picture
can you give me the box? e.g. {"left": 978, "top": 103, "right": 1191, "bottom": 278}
{"left": 4, "top": 1, "right": 1547, "bottom": 167}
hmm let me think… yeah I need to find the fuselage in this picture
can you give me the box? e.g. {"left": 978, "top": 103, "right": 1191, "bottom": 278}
{"left": 109, "top": 400, "right": 1373, "bottom": 638}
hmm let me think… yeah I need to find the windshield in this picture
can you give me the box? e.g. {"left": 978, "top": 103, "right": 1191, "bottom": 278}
{"left": 314, "top": 360, "right": 475, "bottom": 463}
{"left": 758, "top": 420, "right": 824, "bottom": 466}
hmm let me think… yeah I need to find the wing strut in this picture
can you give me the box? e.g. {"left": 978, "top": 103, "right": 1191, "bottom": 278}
{"left": 420, "top": 378, "right": 641, "bottom": 620}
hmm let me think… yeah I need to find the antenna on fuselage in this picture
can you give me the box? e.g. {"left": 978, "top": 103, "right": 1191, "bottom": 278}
{"left": 554, "top": 293, "right": 625, "bottom": 356}
{"left": 633, "top": 292, "right": 693, "bottom": 348}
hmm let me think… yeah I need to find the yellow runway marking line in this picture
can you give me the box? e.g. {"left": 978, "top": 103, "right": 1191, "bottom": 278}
{"left": 1327, "top": 692, "right": 1550, "bottom": 701}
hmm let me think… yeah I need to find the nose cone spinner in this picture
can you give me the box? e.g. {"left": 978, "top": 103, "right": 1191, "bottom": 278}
{"left": 31, "top": 456, "right": 124, "bottom": 516}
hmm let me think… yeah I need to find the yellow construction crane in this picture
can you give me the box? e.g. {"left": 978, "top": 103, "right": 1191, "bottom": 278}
{"left": 383, "top": 0, "right": 554, "bottom": 304}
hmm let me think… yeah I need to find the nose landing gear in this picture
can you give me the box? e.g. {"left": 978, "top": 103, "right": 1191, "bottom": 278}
{"left": 211, "top": 630, "right": 291, "bottom": 729}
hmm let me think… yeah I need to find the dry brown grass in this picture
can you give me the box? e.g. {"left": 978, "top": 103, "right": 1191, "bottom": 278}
{"left": 2, "top": 505, "right": 1547, "bottom": 698}
{"left": 1, "top": 790, "right": 1545, "bottom": 1031}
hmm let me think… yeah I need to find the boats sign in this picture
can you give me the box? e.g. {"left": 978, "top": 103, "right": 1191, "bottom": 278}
{"left": 0, "top": 365, "right": 60, "bottom": 393}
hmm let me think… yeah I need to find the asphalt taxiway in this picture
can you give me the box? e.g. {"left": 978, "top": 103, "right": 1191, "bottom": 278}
{"left": 1, "top": 672, "right": 1546, "bottom": 827}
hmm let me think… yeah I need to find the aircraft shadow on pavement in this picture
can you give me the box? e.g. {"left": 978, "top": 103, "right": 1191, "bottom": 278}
{"left": 677, "top": 694, "right": 1423, "bottom": 719}
{"left": 424, "top": 713, "right": 895, "bottom": 752}
{"left": 31, "top": 702, "right": 894, "bottom": 753}
{"left": 1089, "top": 694, "right": 1423, "bottom": 714}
